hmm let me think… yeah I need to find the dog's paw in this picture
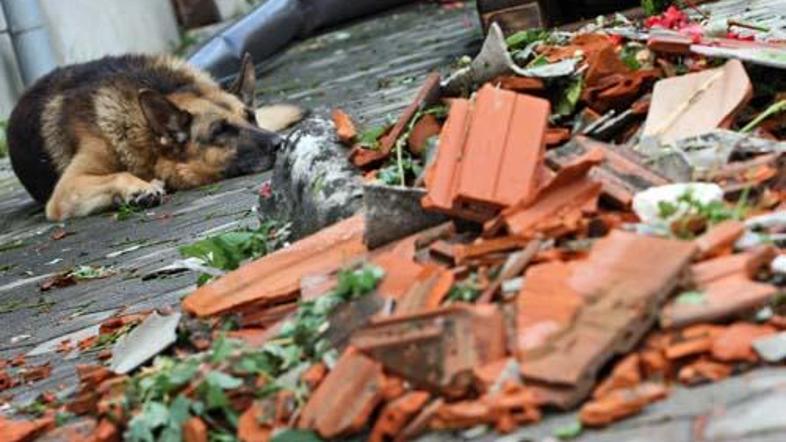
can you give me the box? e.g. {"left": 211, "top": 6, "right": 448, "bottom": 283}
{"left": 123, "top": 179, "right": 166, "bottom": 208}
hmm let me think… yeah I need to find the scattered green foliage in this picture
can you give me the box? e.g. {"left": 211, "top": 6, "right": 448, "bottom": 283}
{"left": 740, "top": 99, "right": 786, "bottom": 134}
{"left": 179, "top": 221, "right": 291, "bottom": 284}
{"left": 171, "top": 31, "right": 200, "bottom": 58}
{"left": 378, "top": 152, "right": 423, "bottom": 186}
{"left": 55, "top": 411, "right": 76, "bottom": 427}
{"left": 69, "top": 265, "right": 114, "bottom": 280}
{"left": 505, "top": 29, "right": 550, "bottom": 50}
{"left": 357, "top": 125, "right": 390, "bottom": 150}
{"left": 620, "top": 44, "right": 643, "bottom": 70}
{"left": 553, "top": 76, "right": 584, "bottom": 117}
{"left": 115, "top": 202, "right": 144, "bottom": 221}
{"left": 554, "top": 421, "right": 583, "bottom": 439}
{"left": 656, "top": 188, "right": 750, "bottom": 238}
{"left": 675, "top": 291, "right": 706, "bottom": 305}
{"left": 447, "top": 274, "right": 481, "bottom": 303}
{"left": 0, "top": 296, "right": 55, "bottom": 315}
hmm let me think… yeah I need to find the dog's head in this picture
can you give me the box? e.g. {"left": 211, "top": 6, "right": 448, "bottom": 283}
{"left": 138, "top": 54, "right": 283, "bottom": 181}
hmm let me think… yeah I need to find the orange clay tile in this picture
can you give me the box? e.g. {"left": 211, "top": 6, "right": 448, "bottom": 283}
{"left": 491, "top": 75, "right": 545, "bottom": 94}
{"left": 351, "top": 73, "right": 441, "bottom": 168}
{"left": 183, "top": 417, "right": 208, "bottom": 442}
{"left": 678, "top": 358, "right": 733, "bottom": 386}
{"left": 95, "top": 419, "right": 119, "bottom": 442}
{"left": 369, "top": 391, "right": 431, "bottom": 442}
{"left": 408, "top": 114, "right": 442, "bottom": 156}
{"left": 452, "top": 236, "right": 530, "bottom": 265}
{"left": 373, "top": 251, "right": 425, "bottom": 300}
{"left": 660, "top": 274, "right": 779, "bottom": 329}
{"left": 519, "top": 231, "right": 695, "bottom": 407}
{"left": 472, "top": 358, "right": 511, "bottom": 394}
{"left": 0, "top": 416, "right": 54, "bottom": 442}
{"left": 545, "top": 127, "right": 571, "bottom": 147}
{"left": 300, "top": 363, "right": 327, "bottom": 391}
{"left": 664, "top": 337, "right": 713, "bottom": 360}
{"left": 430, "top": 383, "right": 540, "bottom": 432}
{"left": 331, "top": 109, "right": 357, "bottom": 145}
{"left": 640, "top": 349, "right": 672, "bottom": 379}
{"left": 541, "top": 33, "right": 613, "bottom": 63}
{"left": 647, "top": 35, "right": 693, "bottom": 55}
{"left": 422, "top": 98, "right": 471, "bottom": 215}
{"left": 182, "top": 215, "right": 367, "bottom": 317}
{"left": 237, "top": 402, "right": 272, "bottom": 442}
{"left": 592, "top": 354, "right": 642, "bottom": 399}
{"left": 352, "top": 304, "right": 506, "bottom": 398}
{"left": 691, "top": 246, "right": 776, "bottom": 286}
{"left": 497, "top": 147, "right": 603, "bottom": 238}
{"left": 711, "top": 322, "right": 777, "bottom": 363}
{"left": 580, "top": 383, "right": 668, "bottom": 427}
{"left": 478, "top": 239, "right": 540, "bottom": 303}
{"left": 516, "top": 261, "right": 583, "bottom": 353}
{"left": 455, "top": 85, "right": 549, "bottom": 210}
{"left": 396, "top": 264, "right": 454, "bottom": 314}
{"left": 298, "top": 348, "right": 385, "bottom": 439}
{"left": 694, "top": 220, "right": 745, "bottom": 260}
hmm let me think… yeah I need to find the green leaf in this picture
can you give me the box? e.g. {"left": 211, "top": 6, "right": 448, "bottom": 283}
{"left": 272, "top": 429, "right": 326, "bottom": 442}
{"left": 554, "top": 76, "right": 583, "bottom": 117}
{"left": 676, "top": 291, "right": 706, "bottom": 305}
{"left": 505, "top": 28, "right": 549, "bottom": 50}
{"left": 205, "top": 371, "right": 244, "bottom": 390}
{"left": 357, "top": 125, "right": 389, "bottom": 150}
{"left": 554, "top": 421, "right": 583, "bottom": 439}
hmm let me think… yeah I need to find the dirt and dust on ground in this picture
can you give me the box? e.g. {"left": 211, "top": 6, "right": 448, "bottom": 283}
{"left": 2, "top": 0, "right": 786, "bottom": 441}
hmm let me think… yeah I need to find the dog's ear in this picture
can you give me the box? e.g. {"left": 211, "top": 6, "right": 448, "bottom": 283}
{"left": 138, "top": 89, "right": 192, "bottom": 143}
{"left": 228, "top": 53, "right": 256, "bottom": 108}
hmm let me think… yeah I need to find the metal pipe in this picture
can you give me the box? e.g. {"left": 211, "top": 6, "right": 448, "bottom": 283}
{"left": 189, "top": 0, "right": 415, "bottom": 81}
{"left": 1, "top": 0, "right": 57, "bottom": 86}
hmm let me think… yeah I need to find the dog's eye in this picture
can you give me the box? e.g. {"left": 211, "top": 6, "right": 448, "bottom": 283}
{"left": 208, "top": 119, "right": 237, "bottom": 141}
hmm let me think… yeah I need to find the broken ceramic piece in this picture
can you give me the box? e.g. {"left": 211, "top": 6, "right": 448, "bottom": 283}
{"left": 109, "top": 311, "right": 182, "bottom": 374}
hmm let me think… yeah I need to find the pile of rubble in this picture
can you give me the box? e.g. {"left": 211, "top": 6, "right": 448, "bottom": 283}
{"left": 3, "top": 1, "right": 786, "bottom": 441}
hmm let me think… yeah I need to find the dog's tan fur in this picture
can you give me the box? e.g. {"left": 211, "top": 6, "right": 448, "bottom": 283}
{"left": 7, "top": 54, "right": 302, "bottom": 221}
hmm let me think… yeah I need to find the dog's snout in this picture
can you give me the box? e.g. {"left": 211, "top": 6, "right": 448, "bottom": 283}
{"left": 244, "top": 127, "right": 283, "bottom": 150}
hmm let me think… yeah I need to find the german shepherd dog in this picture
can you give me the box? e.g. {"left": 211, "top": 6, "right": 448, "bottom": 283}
{"left": 7, "top": 53, "right": 302, "bottom": 221}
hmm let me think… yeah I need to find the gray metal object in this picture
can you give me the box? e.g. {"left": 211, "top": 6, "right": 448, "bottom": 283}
{"left": 188, "top": 0, "right": 414, "bottom": 80}
{"left": 0, "top": 0, "right": 56, "bottom": 86}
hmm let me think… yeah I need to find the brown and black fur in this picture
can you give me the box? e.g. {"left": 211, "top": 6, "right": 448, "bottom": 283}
{"left": 7, "top": 53, "right": 301, "bottom": 221}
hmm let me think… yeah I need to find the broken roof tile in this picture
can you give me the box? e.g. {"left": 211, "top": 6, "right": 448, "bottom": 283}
{"left": 691, "top": 246, "right": 776, "bottom": 287}
{"left": 497, "top": 147, "right": 603, "bottom": 238}
{"left": 351, "top": 73, "right": 441, "bottom": 168}
{"left": 332, "top": 108, "right": 357, "bottom": 145}
{"left": 660, "top": 274, "right": 778, "bottom": 329}
{"left": 694, "top": 220, "right": 745, "bottom": 260}
{"left": 182, "top": 215, "right": 367, "bottom": 317}
{"left": 369, "top": 391, "right": 431, "bottom": 442}
{"left": 395, "top": 264, "right": 454, "bottom": 314}
{"left": 519, "top": 230, "right": 695, "bottom": 408}
{"left": 643, "top": 59, "right": 753, "bottom": 144}
{"left": 298, "top": 348, "right": 385, "bottom": 438}
{"left": 677, "top": 358, "right": 733, "bottom": 386}
{"left": 580, "top": 382, "right": 668, "bottom": 427}
{"left": 711, "top": 322, "right": 777, "bottom": 363}
{"left": 352, "top": 304, "right": 506, "bottom": 397}
{"left": 592, "top": 354, "right": 642, "bottom": 399}
{"left": 456, "top": 85, "right": 549, "bottom": 210}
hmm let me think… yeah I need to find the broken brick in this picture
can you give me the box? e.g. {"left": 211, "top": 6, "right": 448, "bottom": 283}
{"left": 95, "top": 419, "right": 119, "bottom": 442}
{"left": 237, "top": 402, "right": 272, "bottom": 442}
{"left": 408, "top": 114, "right": 441, "bottom": 156}
{"left": 351, "top": 73, "right": 441, "bottom": 168}
{"left": 352, "top": 304, "right": 506, "bottom": 397}
{"left": 664, "top": 336, "right": 713, "bottom": 360}
{"left": 592, "top": 354, "right": 642, "bottom": 399}
{"left": 519, "top": 230, "right": 695, "bottom": 409}
{"left": 21, "top": 363, "right": 52, "bottom": 383}
{"left": 332, "top": 108, "right": 357, "bottom": 145}
{"left": 0, "top": 416, "right": 54, "bottom": 442}
{"left": 678, "top": 359, "right": 733, "bottom": 385}
{"left": 691, "top": 246, "right": 776, "bottom": 287}
{"left": 396, "top": 264, "right": 454, "bottom": 314}
{"left": 492, "top": 75, "right": 545, "bottom": 94}
{"left": 182, "top": 417, "right": 208, "bottom": 442}
{"left": 580, "top": 383, "right": 668, "bottom": 427}
{"left": 369, "top": 391, "right": 431, "bottom": 442}
{"left": 694, "top": 220, "right": 745, "bottom": 260}
{"left": 298, "top": 348, "right": 385, "bottom": 438}
{"left": 183, "top": 215, "right": 367, "bottom": 317}
{"left": 300, "top": 363, "right": 327, "bottom": 391}
{"left": 711, "top": 322, "right": 777, "bottom": 363}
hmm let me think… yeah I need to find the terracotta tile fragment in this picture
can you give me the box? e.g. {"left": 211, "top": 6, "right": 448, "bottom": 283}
{"left": 664, "top": 337, "right": 713, "bottom": 360}
{"left": 370, "top": 391, "right": 431, "bottom": 442}
{"left": 478, "top": 239, "right": 540, "bottom": 303}
{"left": 500, "top": 148, "right": 603, "bottom": 238}
{"left": 298, "top": 348, "right": 385, "bottom": 438}
{"left": 422, "top": 99, "right": 471, "bottom": 214}
{"left": 456, "top": 85, "right": 549, "bottom": 210}
{"left": 300, "top": 363, "right": 327, "bottom": 391}
{"left": 640, "top": 349, "right": 671, "bottom": 379}
{"left": 580, "top": 383, "right": 668, "bottom": 427}
{"left": 36, "top": 418, "right": 96, "bottom": 442}
{"left": 182, "top": 417, "right": 208, "bottom": 442}
{"left": 331, "top": 108, "right": 357, "bottom": 145}
{"left": 519, "top": 231, "right": 695, "bottom": 408}
{"left": 95, "top": 419, "right": 120, "bottom": 442}
{"left": 647, "top": 35, "right": 693, "bottom": 55}
{"left": 691, "top": 246, "right": 776, "bottom": 286}
{"left": 381, "top": 376, "right": 408, "bottom": 402}
{"left": 397, "top": 398, "right": 444, "bottom": 442}
{"left": 0, "top": 416, "right": 54, "bottom": 442}
{"left": 237, "top": 402, "right": 272, "bottom": 442}
{"left": 352, "top": 73, "right": 441, "bottom": 168}
{"left": 452, "top": 236, "right": 529, "bottom": 265}
{"left": 694, "top": 220, "right": 745, "bottom": 260}
{"left": 492, "top": 75, "right": 545, "bottom": 94}
{"left": 430, "top": 382, "right": 540, "bottom": 432}
{"left": 592, "top": 354, "right": 642, "bottom": 399}
{"left": 678, "top": 359, "right": 733, "bottom": 385}
{"left": 711, "top": 322, "right": 777, "bottom": 362}
{"left": 661, "top": 274, "right": 778, "bottom": 329}
{"left": 396, "top": 264, "right": 454, "bottom": 314}
{"left": 408, "top": 114, "right": 441, "bottom": 156}
{"left": 352, "top": 304, "right": 506, "bottom": 397}
{"left": 182, "top": 215, "right": 367, "bottom": 317}
{"left": 373, "top": 251, "right": 425, "bottom": 300}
